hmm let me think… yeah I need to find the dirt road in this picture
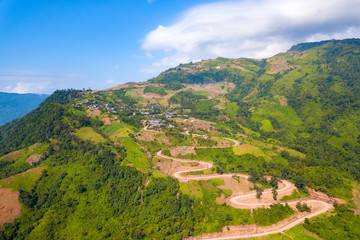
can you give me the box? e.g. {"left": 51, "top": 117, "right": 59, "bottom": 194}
{"left": 156, "top": 135, "right": 333, "bottom": 240}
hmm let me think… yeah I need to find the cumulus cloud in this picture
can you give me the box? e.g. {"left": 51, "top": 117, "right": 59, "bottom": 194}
{"left": 0, "top": 72, "right": 87, "bottom": 93}
{"left": 141, "top": 0, "right": 360, "bottom": 74}
{"left": 3, "top": 82, "right": 50, "bottom": 94}
{"left": 106, "top": 79, "right": 116, "bottom": 84}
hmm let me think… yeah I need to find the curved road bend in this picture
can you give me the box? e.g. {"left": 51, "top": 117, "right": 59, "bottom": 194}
{"left": 155, "top": 134, "right": 333, "bottom": 239}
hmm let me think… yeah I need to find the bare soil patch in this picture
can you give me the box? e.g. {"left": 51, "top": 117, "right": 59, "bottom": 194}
{"left": 26, "top": 154, "right": 42, "bottom": 165}
{"left": 171, "top": 147, "right": 196, "bottom": 157}
{"left": 218, "top": 177, "right": 253, "bottom": 195}
{"left": 237, "top": 133, "right": 249, "bottom": 138}
{"left": 153, "top": 158, "right": 195, "bottom": 176}
{"left": 102, "top": 82, "right": 149, "bottom": 91}
{"left": 183, "top": 82, "right": 235, "bottom": 98}
{"left": 229, "top": 181, "right": 297, "bottom": 209}
{"left": 216, "top": 193, "right": 227, "bottom": 204}
{"left": 137, "top": 131, "right": 171, "bottom": 145}
{"left": 86, "top": 109, "right": 101, "bottom": 118}
{"left": 0, "top": 188, "right": 21, "bottom": 228}
{"left": 274, "top": 95, "right": 289, "bottom": 106}
{"left": 103, "top": 83, "right": 131, "bottom": 91}
{"left": 308, "top": 188, "right": 345, "bottom": 205}
{"left": 230, "top": 65, "right": 249, "bottom": 71}
{"left": 102, "top": 117, "right": 112, "bottom": 125}
{"left": 353, "top": 189, "right": 360, "bottom": 213}
{"left": 269, "top": 58, "right": 294, "bottom": 73}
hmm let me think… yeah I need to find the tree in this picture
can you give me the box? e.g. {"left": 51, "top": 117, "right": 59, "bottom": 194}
{"left": 296, "top": 202, "right": 311, "bottom": 212}
{"left": 272, "top": 187, "right": 278, "bottom": 200}
{"left": 270, "top": 176, "right": 278, "bottom": 189}
{"left": 216, "top": 166, "right": 224, "bottom": 174}
{"left": 255, "top": 186, "right": 263, "bottom": 199}
{"left": 162, "top": 149, "right": 171, "bottom": 156}
{"left": 294, "top": 176, "right": 307, "bottom": 189}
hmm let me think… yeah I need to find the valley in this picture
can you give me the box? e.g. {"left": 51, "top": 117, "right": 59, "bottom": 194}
{"left": 1, "top": 39, "right": 360, "bottom": 239}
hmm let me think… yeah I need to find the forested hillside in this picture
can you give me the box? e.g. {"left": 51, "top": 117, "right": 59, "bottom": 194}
{"left": 1, "top": 39, "right": 360, "bottom": 240}
{"left": 151, "top": 39, "right": 360, "bottom": 196}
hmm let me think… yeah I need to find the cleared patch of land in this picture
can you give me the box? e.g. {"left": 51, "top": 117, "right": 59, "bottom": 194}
{"left": 0, "top": 188, "right": 21, "bottom": 228}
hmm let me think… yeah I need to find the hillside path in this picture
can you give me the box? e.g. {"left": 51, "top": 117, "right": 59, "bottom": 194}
{"left": 156, "top": 134, "right": 333, "bottom": 240}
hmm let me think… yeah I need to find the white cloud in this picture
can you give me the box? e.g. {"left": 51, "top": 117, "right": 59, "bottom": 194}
{"left": 114, "top": 64, "right": 120, "bottom": 69}
{"left": 142, "top": 0, "right": 360, "bottom": 74}
{"left": 2, "top": 82, "right": 49, "bottom": 94}
{"left": 106, "top": 79, "right": 116, "bottom": 84}
{"left": 0, "top": 72, "right": 88, "bottom": 93}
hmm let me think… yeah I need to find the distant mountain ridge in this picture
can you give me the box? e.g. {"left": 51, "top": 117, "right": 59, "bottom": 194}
{"left": 0, "top": 92, "right": 48, "bottom": 126}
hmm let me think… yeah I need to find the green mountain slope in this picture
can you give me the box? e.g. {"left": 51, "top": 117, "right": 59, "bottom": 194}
{"left": 1, "top": 39, "right": 360, "bottom": 240}
{"left": 151, "top": 39, "right": 360, "bottom": 190}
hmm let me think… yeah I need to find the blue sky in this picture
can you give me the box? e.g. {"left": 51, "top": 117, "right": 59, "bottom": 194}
{"left": 1, "top": 0, "right": 359, "bottom": 94}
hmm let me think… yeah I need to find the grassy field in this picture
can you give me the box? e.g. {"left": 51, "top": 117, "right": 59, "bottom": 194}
{"left": 101, "top": 122, "right": 133, "bottom": 141}
{"left": 233, "top": 146, "right": 269, "bottom": 158}
{"left": 251, "top": 103, "right": 303, "bottom": 140}
{"left": 122, "top": 138, "right": 150, "bottom": 169}
{"left": 0, "top": 166, "right": 45, "bottom": 191}
{"left": 0, "top": 149, "right": 22, "bottom": 161}
{"left": 101, "top": 122, "right": 123, "bottom": 134}
{"left": 225, "top": 102, "right": 239, "bottom": 118}
{"left": 75, "top": 127, "right": 106, "bottom": 143}
{"left": 179, "top": 181, "right": 204, "bottom": 198}
{"left": 260, "top": 119, "right": 274, "bottom": 132}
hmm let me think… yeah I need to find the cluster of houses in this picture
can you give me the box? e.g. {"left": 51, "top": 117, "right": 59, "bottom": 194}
{"left": 140, "top": 119, "right": 176, "bottom": 129}
{"left": 77, "top": 99, "right": 133, "bottom": 114}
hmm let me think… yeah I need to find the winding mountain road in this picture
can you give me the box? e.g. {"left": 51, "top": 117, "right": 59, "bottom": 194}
{"left": 155, "top": 134, "right": 333, "bottom": 240}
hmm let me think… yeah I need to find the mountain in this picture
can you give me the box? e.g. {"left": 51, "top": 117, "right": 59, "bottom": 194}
{"left": 0, "top": 92, "right": 48, "bottom": 126}
{"left": 0, "top": 39, "right": 360, "bottom": 240}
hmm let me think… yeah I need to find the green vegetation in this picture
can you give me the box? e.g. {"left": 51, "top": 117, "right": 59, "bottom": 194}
{"left": 260, "top": 119, "right": 274, "bottom": 132}
{"left": 296, "top": 202, "right": 311, "bottom": 212}
{"left": 304, "top": 204, "right": 360, "bottom": 240}
{"left": 101, "top": 122, "right": 123, "bottom": 134}
{"left": 254, "top": 225, "right": 319, "bottom": 240}
{"left": 0, "top": 143, "right": 48, "bottom": 179}
{"left": 2, "top": 40, "right": 360, "bottom": 239}
{"left": 75, "top": 127, "right": 106, "bottom": 143}
{"left": 143, "top": 86, "right": 167, "bottom": 96}
{"left": 195, "top": 136, "right": 217, "bottom": 146}
{"left": 122, "top": 138, "right": 150, "bottom": 169}
{"left": 253, "top": 203, "right": 294, "bottom": 226}
{"left": 179, "top": 180, "right": 204, "bottom": 198}
{"left": 162, "top": 149, "right": 171, "bottom": 156}
{"left": 281, "top": 189, "right": 309, "bottom": 201}
{"left": 0, "top": 167, "right": 44, "bottom": 191}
